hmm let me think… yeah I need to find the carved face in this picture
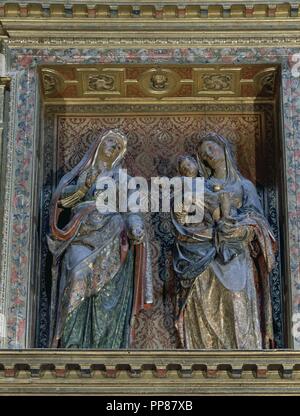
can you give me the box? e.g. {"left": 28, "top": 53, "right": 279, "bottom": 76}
{"left": 178, "top": 157, "right": 198, "bottom": 177}
{"left": 198, "top": 140, "right": 225, "bottom": 170}
{"left": 95, "top": 79, "right": 106, "bottom": 89}
{"left": 151, "top": 73, "right": 168, "bottom": 90}
{"left": 98, "top": 135, "right": 124, "bottom": 163}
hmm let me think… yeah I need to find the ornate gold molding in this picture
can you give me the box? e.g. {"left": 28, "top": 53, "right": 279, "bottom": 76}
{"left": 0, "top": 350, "right": 300, "bottom": 395}
{"left": 5, "top": 32, "right": 300, "bottom": 49}
{"left": 0, "top": 2, "right": 298, "bottom": 19}
{"left": 39, "top": 64, "right": 278, "bottom": 104}
{"left": 1, "top": 2, "right": 300, "bottom": 48}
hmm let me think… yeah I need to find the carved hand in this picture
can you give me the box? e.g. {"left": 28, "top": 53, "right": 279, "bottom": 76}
{"left": 85, "top": 169, "right": 99, "bottom": 188}
{"left": 219, "top": 191, "right": 231, "bottom": 218}
{"left": 127, "top": 215, "right": 145, "bottom": 244}
{"left": 58, "top": 185, "right": 89, "bottom": 208}
{"left": 128, "top": 224, "right": 145, "bottom": 244}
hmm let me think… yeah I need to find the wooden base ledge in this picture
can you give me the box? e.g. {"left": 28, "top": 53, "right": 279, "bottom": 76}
{"left": 0, "top": 349, "right": 300, "bottom": 395}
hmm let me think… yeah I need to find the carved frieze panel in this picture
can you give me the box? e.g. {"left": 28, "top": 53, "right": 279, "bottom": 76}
{"left": 193, "top": 67, "right": 242, "bottom": 96}
{"left": 77, "top": 67, "right": 125, "bottom": 97}
{"left": 39, "top": 64, "right": 279, "bottom": 103}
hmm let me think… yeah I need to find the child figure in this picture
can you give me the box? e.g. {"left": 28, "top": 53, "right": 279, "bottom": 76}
{"left": 176, "top": 155, "right": 239, "bottom": 225}
{"left": 174, "top": 155, "right": 201, "bottom": 225}
{"left": 177, "top": 155, "right": 199, "bottom": 179}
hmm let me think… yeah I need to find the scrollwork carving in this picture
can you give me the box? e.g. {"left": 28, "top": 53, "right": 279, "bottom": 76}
{"left": 255, "top": 69, "right": 276, "bottom": 96}
{"left": 87, "top": 74, "right": 115, "bottom": 92}
{"left": 41, "top": 69, "right": 65, "bottom": 96}
{"left": 43, "top": 73, "right": 57, "bottom": 95}
{"left": 201, "top": 74, "right": 233, "bottom": 91}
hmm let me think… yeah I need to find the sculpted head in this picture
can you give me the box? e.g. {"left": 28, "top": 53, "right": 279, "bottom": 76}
{"left": 177, "top": 155, "right": 198, "bottom": 178}
{"left": 196, "top": 133, "right": 240, "bottom": 182}
{"left": 197, "top": 136, "right": 226, "bottom": 171}
{"left": 93, "top": 130, "right": 127, "bottom": 169}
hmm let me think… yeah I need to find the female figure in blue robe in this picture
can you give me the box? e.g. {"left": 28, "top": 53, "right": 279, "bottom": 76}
{"left": 48, "top": 130, "right": 152, "bottom": 348}
{"left": 173, "top": 133, "right": 276, "bottom": 349}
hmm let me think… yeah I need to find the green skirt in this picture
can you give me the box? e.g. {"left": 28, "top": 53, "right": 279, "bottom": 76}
{"left": 61, "top": 249, "right": 134, "bottom": 349}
